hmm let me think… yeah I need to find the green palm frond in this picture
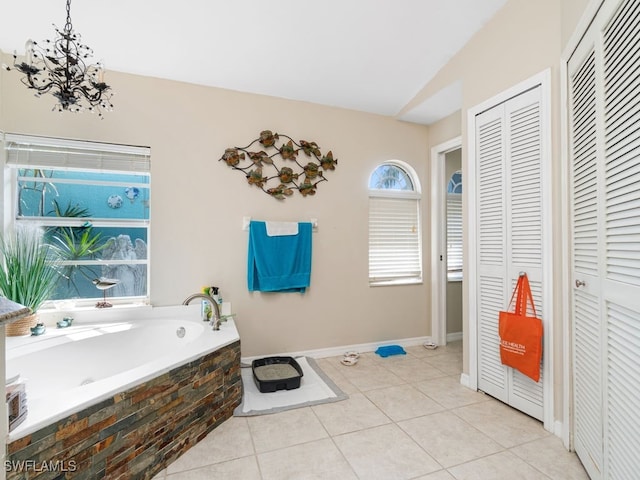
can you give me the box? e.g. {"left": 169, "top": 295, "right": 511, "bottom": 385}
{"left": 0, "top": 227, "right": 62, "bottom": 312}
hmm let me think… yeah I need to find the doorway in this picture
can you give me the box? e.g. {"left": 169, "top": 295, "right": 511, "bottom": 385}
{"left": 444, "top": 149, "right": 463, "bottom": 343}
{"left": 430, "top": 137, "right": 462, "bottom": 352}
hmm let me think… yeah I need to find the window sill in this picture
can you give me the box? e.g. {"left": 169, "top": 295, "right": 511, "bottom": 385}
{"left": 369, "top": 279, "right": 423, "bottom": 287}
{"left": 447, "top": 273, "right": 463, "bottom": 283}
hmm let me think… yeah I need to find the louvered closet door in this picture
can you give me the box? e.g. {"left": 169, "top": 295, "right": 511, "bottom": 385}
{"left": 569, "top": 38, "right": 602, "bottom": 480}
{"left": 476, "top": 86, "right": 545, "bottom": 421}
{"left": 569, "top": 0, "right": 640, "bottom": 478}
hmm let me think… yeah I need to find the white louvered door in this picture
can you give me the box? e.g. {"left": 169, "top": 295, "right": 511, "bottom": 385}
{"left": 569, "top": 37, "right": 602, "bottom": 480}
{"left": 568, "top": 0, "right": 640, "bottom": 478}
{"left": 475, "top": 86, "right": 546, "bottom": 421}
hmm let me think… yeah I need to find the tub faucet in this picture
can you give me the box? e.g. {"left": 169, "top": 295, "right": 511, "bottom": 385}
{"left": 182, "top": 293, "right": 221, "bottom": 330}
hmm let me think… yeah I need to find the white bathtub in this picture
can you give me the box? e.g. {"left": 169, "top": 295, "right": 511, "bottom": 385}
{"left": 5, "top": 304, "right": 240, "bottom": 440}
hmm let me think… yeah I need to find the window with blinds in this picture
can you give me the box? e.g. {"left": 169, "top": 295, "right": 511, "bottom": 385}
{"left": 447, "top": 170, "right": 463, "bottom": 281}
{"left": 3, "top": 133, "right": 151, "bottom": 305}
{"left": 368, "top": 162, "right": 422, "bottom": 286}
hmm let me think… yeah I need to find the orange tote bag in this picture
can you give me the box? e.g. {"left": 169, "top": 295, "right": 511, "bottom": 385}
{"left": 498, "top": 274, "right": 543, "bottom": 382}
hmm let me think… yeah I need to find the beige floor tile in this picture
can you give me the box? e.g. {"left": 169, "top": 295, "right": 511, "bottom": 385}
{"left": 413, "top": 470, "right": 457, "bottom": 480}
{"left": 452, "top": 399, "right": 549, "bottom": 448}
{"left": 166, "top": 417, "right": 254, "bottom": 474}
{"left": 166, "top": 456, "right": 261, "bottom": 480}
{"left": 399, "top": 411, "right": 502, "bottom": 468}
{"left": 334, "top": 423, "right": 441, "bottom": 479}
{"left": 312, "top": 392, "right": 391, "bottom": 435}
{"left": 314, "top": 356, "right": 340, "bottom": 370}
{"left": 258, "top": 438, "right": 358, "bottom": 480}
{"left": 328, "top": 372, "right": 360, "bottom": 394}
{"left": 359, "top": 351, "right": 387, "bottom": 363}
{"left": 365, "top": 384, "right": 445, "bottom": 421}
{"left": 338, "top": 360, "right": 386, "bottom": 376}
{"left": 404, "top": 345, "right": 434, "bottom": 359}
{"left": 405, "top": 341, "right": 462, "bottom": 359}
{"left": 339, "top": 363, "right": 405, "bottom": 391}
{"left": 316, "top": 358, "right": 361, "bottom": 394}
{"left": 443, "top": 340, "right": 463, "bottom": 352}
{"left": 247, "top": 406, "right": 328, "bottom": 453}
{"left": 151, "top": 469, "right": 167, "bottom": 479}
{"left": 155, "top": 343, "right": 581, "bottom": 480}
{"left": 422, "top": 352, "right": 463, "bottom": 376}
{"left": 447, "top": 451, "right": 551, "bottom": 479}
{"left": 381, "top": 356, "right": 449, "bottom": 383}
{"left": 415, "top": 376, "right": 489, "bottom": 409}
{"left": 314, "top": 357, "right": 346, "bottom": 379}
{"left": 510, "top": 436, "right": 589, "bottom": 480}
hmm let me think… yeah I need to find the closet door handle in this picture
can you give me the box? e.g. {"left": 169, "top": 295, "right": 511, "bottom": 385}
{"left": 575, "top": 279, "right": 586, "bottom": 288}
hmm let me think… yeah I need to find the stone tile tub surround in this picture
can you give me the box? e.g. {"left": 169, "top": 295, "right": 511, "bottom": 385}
{"left": 5, "top": 306, "right": 242, "bottom": 479}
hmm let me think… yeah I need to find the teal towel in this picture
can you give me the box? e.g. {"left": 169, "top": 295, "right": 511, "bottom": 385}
{"left": 247, "top": 221, "right": 312, "bottom": 292}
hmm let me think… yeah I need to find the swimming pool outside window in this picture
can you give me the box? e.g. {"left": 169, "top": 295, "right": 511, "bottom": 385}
{"left": 3, "top": 134, "right": 151, "bottom": 306}
{"left": 368, "top": 161, "right": 422, "bottom": 286}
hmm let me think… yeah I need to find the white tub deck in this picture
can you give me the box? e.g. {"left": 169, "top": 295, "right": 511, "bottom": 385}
{"left": 5, "top": 305, "right": 239, "bottom": 441}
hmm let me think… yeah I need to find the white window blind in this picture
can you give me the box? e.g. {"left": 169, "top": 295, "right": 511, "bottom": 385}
{"left": 3, "top": 133, "right": 151, "bottom": 306}
{"left": 447, "top": 193, "right": 463, "bottom": 279}
{"left": 368, "top": 193, "right": 422, "bottom": 285}
{"left": 4, "top": 134, "right": 150, "bottom": 173}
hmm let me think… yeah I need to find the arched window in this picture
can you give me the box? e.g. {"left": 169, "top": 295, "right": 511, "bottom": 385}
{"left": 368, "top": 161, "right": 422, "bottom": 285}
{"left": 447, "top": 170, "right": 462, "bottom": 194}
{"left": 447, "top": 170, "right": 462, "bottom": 280}
{"left": 369, "top": 163, "right": 415, "bottom": 191}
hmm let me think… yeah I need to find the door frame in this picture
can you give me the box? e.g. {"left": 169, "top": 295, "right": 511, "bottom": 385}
{"left": 466, "top": 69, "right": 555, "bottom": 432}
{"left": 430, "top": 136, "right": 462, "bottom": 348}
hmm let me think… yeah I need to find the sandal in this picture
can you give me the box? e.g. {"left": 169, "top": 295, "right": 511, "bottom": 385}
{"left": 341, "top": 356, "right": 359, "bottom": 366}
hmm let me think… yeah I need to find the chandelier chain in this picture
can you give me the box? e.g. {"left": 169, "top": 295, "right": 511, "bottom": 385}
{"left": 65, "top": 0, "right": 73, "bottom": 32}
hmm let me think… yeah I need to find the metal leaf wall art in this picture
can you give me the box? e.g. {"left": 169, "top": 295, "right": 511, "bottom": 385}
{"left": 220, "top": 130, "right": 338, "bottom": 200}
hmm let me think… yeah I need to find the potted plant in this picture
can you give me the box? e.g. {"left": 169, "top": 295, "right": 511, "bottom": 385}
{"left": 0, "top": 227, "right": 61, "bottom": 336}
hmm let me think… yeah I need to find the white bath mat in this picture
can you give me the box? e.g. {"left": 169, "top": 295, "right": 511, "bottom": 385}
{"left": 234, "top": 357, "right": 347, "bottom": 416}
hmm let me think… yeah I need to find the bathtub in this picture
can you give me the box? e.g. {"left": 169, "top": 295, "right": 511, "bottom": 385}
{"left": 5, "top": 304, "right": 241, "bottom": 441}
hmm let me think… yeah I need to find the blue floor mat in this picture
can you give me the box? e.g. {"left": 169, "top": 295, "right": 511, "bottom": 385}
{"left": 375, "top": 345, "right": 406, "bottom": 357}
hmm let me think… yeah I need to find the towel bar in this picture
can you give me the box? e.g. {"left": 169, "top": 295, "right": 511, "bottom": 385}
{"left": 242, "top": 216, "right": 318, "bottom": 232}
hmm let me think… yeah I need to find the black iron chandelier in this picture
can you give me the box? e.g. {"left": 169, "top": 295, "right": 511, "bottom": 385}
{"left": 4, "top": 0, "right": 113, "bottom": 117}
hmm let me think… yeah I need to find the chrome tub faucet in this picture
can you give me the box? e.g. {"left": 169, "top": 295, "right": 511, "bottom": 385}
{"left": 182, "top": 293, "right": 221, "bottom": 330}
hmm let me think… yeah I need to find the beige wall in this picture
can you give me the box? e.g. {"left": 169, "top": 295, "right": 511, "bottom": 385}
{"left": 561, "top": 0, "right": 593, "bottom": 47}
{"left": 417, "top": 0, "right": 564, "bottom": 385}
{"left": 0, "top": 52, "right": 430, "bottom": 357}
{"left": 415, "top": 0, "right": 595, "bottom": 425}
{"left": 446, "top": 282, "right": 463, "bottom": 335}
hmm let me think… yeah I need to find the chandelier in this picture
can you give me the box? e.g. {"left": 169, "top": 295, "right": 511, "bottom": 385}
{"left": 4, "top": 0, "right": 113, "bottom": 117}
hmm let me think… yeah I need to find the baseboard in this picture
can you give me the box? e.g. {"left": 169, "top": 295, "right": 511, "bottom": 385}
{"left": 554, "top": 420, "right": 564, "bottom": 440}
{"left": 447, "top": 331, "right": 463, "bottom": 343}
{"left": 242, "top": 335, "right": 433, "bottom": 364}
{"left": 459, "top": 373, "right": 471, "bottom": 388}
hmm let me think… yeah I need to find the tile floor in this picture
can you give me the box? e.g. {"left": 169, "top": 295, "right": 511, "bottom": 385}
{"left": 152, "top": 342, "right": 589, "bottom": 479}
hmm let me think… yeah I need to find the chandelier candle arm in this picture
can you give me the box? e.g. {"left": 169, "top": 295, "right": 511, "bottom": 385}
{"left": 3, "top": 0, "right": 113, "bottom": 118}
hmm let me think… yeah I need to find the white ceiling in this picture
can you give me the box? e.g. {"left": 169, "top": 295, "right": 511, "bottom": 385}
{"left": 0, "top": 0, "right": 507, "bottom": 124}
